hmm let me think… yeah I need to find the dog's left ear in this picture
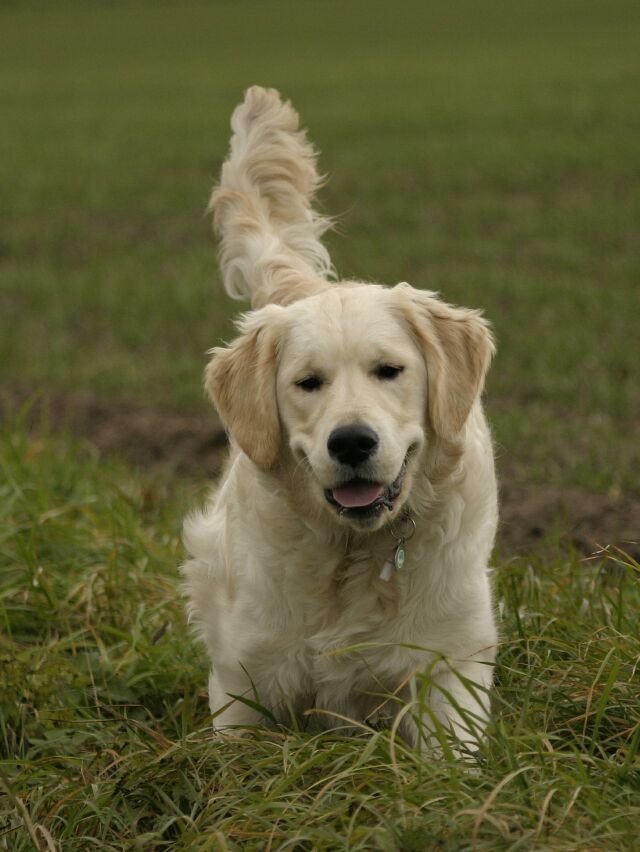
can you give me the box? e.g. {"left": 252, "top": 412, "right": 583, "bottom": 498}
{"left": 205, "top": 306, "right": 284, "bottom": 470}
{"left": 394, "top": 283, "right": 495, "bottom": 441}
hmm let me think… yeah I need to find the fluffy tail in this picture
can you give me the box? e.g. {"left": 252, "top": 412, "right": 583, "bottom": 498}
{"left": 209, "top": 86, "right": 334, "bottom": 308}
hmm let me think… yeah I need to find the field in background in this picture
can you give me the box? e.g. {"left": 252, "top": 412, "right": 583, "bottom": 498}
{"left": 2, "top": 1, "right": 640, "bottom": 848}
{"left": 1, "top": 0, "right": 639, "bottom": 497}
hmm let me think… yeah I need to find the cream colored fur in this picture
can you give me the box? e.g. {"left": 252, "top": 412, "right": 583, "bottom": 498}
{"left": 182, "top": 87, "right": 498, "bottom": 753}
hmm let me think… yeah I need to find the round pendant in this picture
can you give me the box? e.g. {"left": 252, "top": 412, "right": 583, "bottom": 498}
{"left": 394, "top": 546, "right": 405, "bottom": 571}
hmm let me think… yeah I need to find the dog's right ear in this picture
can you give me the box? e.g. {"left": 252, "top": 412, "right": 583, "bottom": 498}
{"left": 205, "top": 306, "right": 284, "bottom": 470}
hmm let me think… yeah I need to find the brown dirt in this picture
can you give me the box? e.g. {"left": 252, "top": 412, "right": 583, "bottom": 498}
{"left": 0, "top": 388, "right": 228, "bottom": 478}
{"left": 3, "top": 388, "right": 638, "bottom": 560}
{"left": 498, "top": 480, "right": 640, "bottom": 560}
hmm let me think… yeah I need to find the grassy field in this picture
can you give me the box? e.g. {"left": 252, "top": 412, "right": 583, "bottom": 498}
{"left": 1, "top": 427, "right": 639, "bottom": 849}
{"left": 2, "top": 0, "right": 640, "bottom": 848}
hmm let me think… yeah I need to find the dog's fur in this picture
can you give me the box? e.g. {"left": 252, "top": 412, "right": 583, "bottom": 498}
{"left": 182, "top": 87, "right": 498, "bottom": 751}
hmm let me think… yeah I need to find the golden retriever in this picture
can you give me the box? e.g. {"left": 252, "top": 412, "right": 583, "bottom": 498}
{"left": 182, "top": 87, "right": 498, "bottom": 753}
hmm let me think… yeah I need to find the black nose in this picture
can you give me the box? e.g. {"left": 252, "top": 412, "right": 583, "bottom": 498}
{"left": 327, "top": 425, "right": 379, "bottom": 467}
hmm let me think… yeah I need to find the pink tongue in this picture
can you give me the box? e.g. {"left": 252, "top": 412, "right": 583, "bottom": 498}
{"left": 332, "top": 482, "right": 384, "bottom": 508}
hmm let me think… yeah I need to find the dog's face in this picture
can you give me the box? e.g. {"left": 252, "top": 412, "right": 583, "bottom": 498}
{"left": 207, "top": 283, "right": 493, "bottom": 531}
{"left": 274, "top": 286, "right": 427, "bottom": 529}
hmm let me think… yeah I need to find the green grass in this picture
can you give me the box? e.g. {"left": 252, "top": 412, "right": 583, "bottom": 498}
{"left": 1, "top": 425, "right": 639, "bottom": 849}
{"left": 1, "top": 0, "right": 639, "bottom": 493}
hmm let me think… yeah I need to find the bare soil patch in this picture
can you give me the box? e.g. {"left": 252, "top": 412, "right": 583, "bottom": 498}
{"left": 498, "top": 480, "right": 639, "bottom": 561}
{"left": 1, "top": 388, "right": 227, "bottom": 478}
{"left": 3, "top": 389, "right": 638, "bottom": 559}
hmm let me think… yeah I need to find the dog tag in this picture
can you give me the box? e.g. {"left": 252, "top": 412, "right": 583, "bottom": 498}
{"left": 380, "top": 559, "right": 394, "bottom": 582}
{"left": 379, "top": 541, "right": 405, "bottom": 582}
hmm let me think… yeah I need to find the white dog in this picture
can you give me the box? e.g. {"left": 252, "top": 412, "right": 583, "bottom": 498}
{"left": 182, "top": 87, "right": 498, "bottom": 752}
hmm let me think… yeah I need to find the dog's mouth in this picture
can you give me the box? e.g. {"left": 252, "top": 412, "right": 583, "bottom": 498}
{"left": 324, "top": 463, "right": 406, "bottom": 521}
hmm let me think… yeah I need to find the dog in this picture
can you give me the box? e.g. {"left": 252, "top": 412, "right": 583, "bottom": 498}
{"left": 182, "top": 87, "right": 498, "bottom": 753}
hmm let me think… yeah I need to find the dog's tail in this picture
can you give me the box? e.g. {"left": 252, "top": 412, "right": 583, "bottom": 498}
{"left": 209, "top": 86, "right": 334, "bottom": 308}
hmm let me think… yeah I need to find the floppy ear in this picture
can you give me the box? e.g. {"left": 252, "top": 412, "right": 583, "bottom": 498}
{"left": 395, "top": 283, "right": 495, "bottom": 441}
{"left": 204, "top": 307, "right": 283, "bottom": 469}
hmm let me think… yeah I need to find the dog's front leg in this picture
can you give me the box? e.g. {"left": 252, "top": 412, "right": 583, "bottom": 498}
{"left": 208, "top": 669, "right": 265, "bottom": 731}
{"left": 400, "top": 657, "right": 494, "bottom": 758}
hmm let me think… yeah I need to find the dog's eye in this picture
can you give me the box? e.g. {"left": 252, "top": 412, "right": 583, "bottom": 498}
{"left": 296, "top": 375, "right": 323, "bottom": 392}
{"left": 375, "top": 364, "right": 404, "bottom": 380}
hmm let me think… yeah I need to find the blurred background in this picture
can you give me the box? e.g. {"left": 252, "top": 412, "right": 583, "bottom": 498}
{"left": 2, "top": 0, "right": 639, "bottom": 555}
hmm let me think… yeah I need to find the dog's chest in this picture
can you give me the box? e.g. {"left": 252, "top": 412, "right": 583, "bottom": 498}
{"left": 257, "top": 555, "right": 422, "bottom": 712}
{"left": 245, "top": 525, "right": 438, "bottom": 700}
{"left": 281, "top": 549, "right": 404, "bottom": 641}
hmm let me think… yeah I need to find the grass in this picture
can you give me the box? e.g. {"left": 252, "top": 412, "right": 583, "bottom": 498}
{"left": 2, "top": 0, "right": 640, "bottom": 848}
{"left": 1, "top": 0, "right": 639, "bottom": 493}
{"left": 1, "top": 424, "right": 639, "bottom": 849}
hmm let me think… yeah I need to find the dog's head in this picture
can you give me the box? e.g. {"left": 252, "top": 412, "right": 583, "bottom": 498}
{"left": 206, "top": 283, "right": 494, "bottom": 531}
